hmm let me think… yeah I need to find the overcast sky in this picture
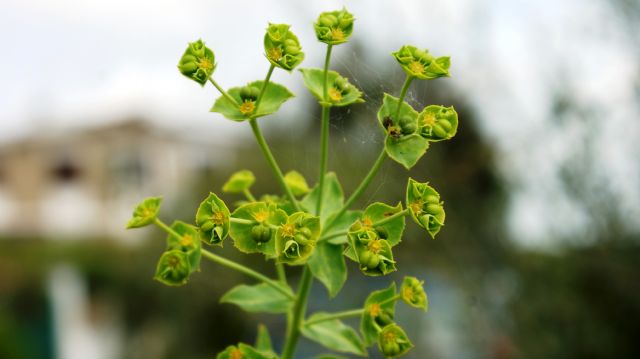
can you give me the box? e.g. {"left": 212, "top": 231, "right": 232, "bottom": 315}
{"left": 1, "top": 0, "right": 638, "bottom": 247}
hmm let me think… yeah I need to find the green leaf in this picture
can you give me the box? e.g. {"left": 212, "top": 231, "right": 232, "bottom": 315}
{"left": 361, "top": 202, "right": 405, "bottom": 247}
{"left": 406, "top": 178, "right": 445, "bottom": 238}
{"left": 165, "top": 220, "right": 201, "bottom": 273}
{"left": 126, "top": 197, "right": 162, "bottom": 229}
{"left": 230, "top": 202, "right": 288, "bottom": 257}
{"left": 195, "top": 193, "right": 230, "bottom": 246}
{"left": 300, "top": 68, "right": 364, "bottom": 107}
{"left": 154, "top": 250, "right": 191, "bottom": 287}
{"left": 284, "top": 170, "right": 310, "bottom": 196}
{"left": 302, "top": 312, "right": 367, "bottom": 356}
{"left": 325, "top": 210, "right": 361, "bottom": 245}
{"left": 401, "top": 276, "right": 428, "bottom": 311}
{"left": 255, "top": 324, "right": 274, "bottom": 353}
{"left": 220, "top": 283, "right": 293, "bottom": 314}
{"left": 418, "top": 105, "right": 458, "bottom": 142}
{"left": 222, "top": 170, "right": 256, "bottom": 193}
{"left": 211, "top": 80, "right": 294, "bottom": 121}
{"left": 217, "top": 343, "right": 276, "bottom": 359}
{"left": 378, "top": 324, "right": 413, "bottom": 358}
{"left": 301, "top": 172, "right": 344, "bottom": 222}
{"left": 307, "top": 241, "right": 347, "bottom": 298}
{"left": 377, "top": 93, "right": 429, "bottom": 169}
{"left": 361, "top": 282, "right": 397, "bottom": 347}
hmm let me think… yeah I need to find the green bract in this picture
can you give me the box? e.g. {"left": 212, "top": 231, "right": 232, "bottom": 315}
{"left": 406, "top": 178, "right": 445, "bottom": 238}
{"left": 400, "top": 276, "right": 428, "bottom": 311}
{"left": 178, "top": 39, "right": 216, "bottom": 86}
{"left": 223, "top": 170, "right": 256, "bottom": 194}
{"left": 378, "top": 324, "right": 413, "bottom": 358}
{"left": 154, "top": 250, "right": 191, "bottom": 286}
{"left": 275, "top": 212, "right": 320, "bottom": 265}
{"left": 230, "top": 202, "right": 288, "bottom": 256}
{"left": 166, "top": 221, "right": 201, "bottom": 273}
{"left": 299, "top": 68, "right": 364, "bottom": 107}
{"left": 195, "top": 192, "right": 230, "bottom": 245}
{"left": 264, "top": 23, "right": 304, "bottom": 71}
{"left": 314, "top": 8, "right": 355, "bottom": 45}
{"left": 126, "top": 196, "right": 162, "bottom": 229}
{"left": 360, "top": 202, "right": 406, "bottom": 247}
{"left": 418, "top": 105, "right": 458, "bottom": 141}
{"left": 217, "top": 343, "right": 275, "bottom": 359}
{"left": 392, "top": 45, "right": 450, "bottom": 80}
{"left": 348, "top": 222, "right": 397, "bottom": 276}
{"left": 377, "top": 93, "right": 429, "bottom": 169}
{"left": 284, "top": 170, "right": 310, "bottom": 196}
{"left": 211, "top": 80, "right": 294, "bottom": 121}
{"left": 360, "top": 282, "right": 397, "bottom": 347}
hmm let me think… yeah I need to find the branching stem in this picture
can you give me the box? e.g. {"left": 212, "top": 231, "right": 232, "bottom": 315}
{"left": 316, "top": 44, "right": 333, "bottom": 215}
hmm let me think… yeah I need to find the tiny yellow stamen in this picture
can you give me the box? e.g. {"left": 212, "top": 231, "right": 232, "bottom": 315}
{"left": 368, "top": 239, "right": 383, "bottom": 254}
{"left": 330, "top": 28, "right": 345, "bottom": 41}
{"left": 368, "top": 303, "right": 381, "bottom": 317}
{"left": 422, "top": 113, "right": 437, "bottom": 127}
{"left": 281, "top": 223, "right": 296, "bottom": 238}
{"left": 383, "top": 331, "right": 397, "bottom": 343}
{"left": 409, "top": 60, "right": 425, "bottom": 75}
{"left": 267, "top": 47, "right": 283, "bottom": 61}
{"left": 180, "top": 234, "right": 193, "bottom": 247}
{"left": 197, "top": 57, "right": 213, "bottom": 70}
{"left": 328, "top": 87, "right": 342, "bottom": 102}
{"left": 362, "top": 217, "right": 373, "bottom": 228}
{"left": 239, "top": 101, "right": 255, "bottom": 115}
{"left": 212, "top": 211, "right": 225, "bottom": 225}
{"left": 410, "top": 200, "right": 423, "bottom": 214}
{"left": 253, "top": 210, "right": 269, "bottom": 223}
{"left": 403, "top": 287, "right": 414, "bottom": 301}
{"left": 230, "top": 348, "right": 243, "bottom": 359}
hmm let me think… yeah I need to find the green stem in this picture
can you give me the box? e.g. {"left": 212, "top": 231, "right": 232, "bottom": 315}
{"left": 249, "top": 119, "right": 301, "bottom": 212}
{"left": 303, "top": 308, "right": 364, "bottom": 326}
{"left": 252, "top": 64, "right": 276, "bottom": 116}
{"left": 318, "top": 209, "right": 411, "bottom": 242}
{"left": 276, "top": 262, "right": 287, "bottom": 284}
{"left": 378, "top": 294, "right": 402, "bottom": 306}
{"left": 208, "top": 77, "right": 239, "bottom": 107}
{"left": 242, "top": 188, "right": 257, "bottom": 202}
{"left": 281, "top": 266, "right": 313, "bottom": 359}
{"left": 153, "top": 218, "right": 182, "bottom": 239}
{"left": 230, "top": 217, "right": 255, "bottom": 225}
{"left": 316, "top": 44, "right": 334, "bottom": 215}
{"left": 394, "top": 75, "right": 413, "bottom": 120}
{"left": 322, "top": 147, "right": 387, "bottom": 234}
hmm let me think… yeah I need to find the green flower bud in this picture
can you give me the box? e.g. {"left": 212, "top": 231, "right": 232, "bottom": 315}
{"left": 418, "top": 105, "right": 459, "bottom": 141}
{"left": 378, "top": 324, "right": 413, "bottom": 358}
{"left": 195, "top": 193, "right": 231, "bottom": 245}
{"left": 392, "top": 45, "right": 450, "bottom": 80}
{"left": 275, "top": 212, "right": 320, "bottom": 265}
{"left": 166, "top": 221, "right": 202, "bottom": 273}
{"left": 406, "top": 178, "right": 446, "bottom": 238}
{"left": 154, "top": 250, "right": 191, "bottom": 286}
{"left": 126, "top": 196, "right": 162, "bottom": 229}
{"left": 264, "top": 23, "right": 304, "bottom": 71}
{"left": 314, "top": 8, "right": 355, "bottom": 45}
{"left": 349, "top": 228, "right": 397, "bottom": 276}
{"left": 251, "top": 224, "right": 271, "bottom": 244}
{"left": 178, "top": 39, "right": 216, "bottom": 86}
{"left": 401, "top": 276, "right": 428, "bottom": 311}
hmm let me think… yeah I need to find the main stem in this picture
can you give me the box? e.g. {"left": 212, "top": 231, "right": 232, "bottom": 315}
{"left": 316, "top": 44, "right": 334, "bottom": 215}
{"left": 394, "top": 75, "right": 413, "bottom": 120}
{"left": 322, "top": 147, "right": 387, "bottom": 234}
{"left": 281, "top": 266, "right": 313, "bottom": 359}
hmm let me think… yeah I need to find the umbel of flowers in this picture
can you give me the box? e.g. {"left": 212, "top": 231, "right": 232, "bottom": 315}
{"left": 129, "top": 7, "right": 457, "bottom": 359}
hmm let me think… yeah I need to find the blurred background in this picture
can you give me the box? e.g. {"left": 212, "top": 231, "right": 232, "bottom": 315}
{"left": 1, "top": 0, "right": 639, "bottom": 358}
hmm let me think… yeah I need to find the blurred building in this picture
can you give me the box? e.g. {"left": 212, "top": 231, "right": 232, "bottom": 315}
{"left": 0, "top": 120, "right": 229, "bottom": 241}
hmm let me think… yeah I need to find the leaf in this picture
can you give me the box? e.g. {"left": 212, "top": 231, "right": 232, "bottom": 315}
{"left": 301, "top": 172, "right": 344, "bottom": 222}
{"left": 361, "top": 202, "right": 405, "bottom": 247}
{"left": 222, "top": 170, "right": 256, "bottom": 193}
{"left": 284, "top": 170, "right": 310, "bottom": 196}
{"left": 230, "top": 202, "right": 288, "bottom": 257}
{"left": 300, "top": 68, "right": 364, "bottom": 107}
{"left": 302, "top": 313, "right": 367, "bottom": 356}
{"left": 377, "top": 93, "right": 429, "bottom": 169}
{"left": 325, "top": 210, "right": 361, "bottom": 245}
{"left": 361, "top": 282, "right": 397, "bottom": 347}
{"left": 255, "top": 324, "right": 273, "bottom": 353}
{"left": 220, "top": 283, "right": 293, "bottom": 314}
{"left": 126, "top": 196, "right": 162, "bottom": 229}
{"left": 211, "top": 80, "right": 294, "bottom": 121}
{"left": 307, "top": 241, "right": 347, "bottom": 297}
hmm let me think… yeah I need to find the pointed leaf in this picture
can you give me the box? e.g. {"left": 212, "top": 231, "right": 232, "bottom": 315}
{"left": 222, "top": 170, "right": 256, "bottom": 193}
{"left": 284, "top": 170, "right": 310, "bottom": 196}
{"left": 255, "top": 324, "right": 274, "bottom": 353}
{"left": 308, "top": 241, "right": 347, "bottom": 297}
{"left": 211, "top": 81, "right": 294, "bottom": 121}
{"left": 220, "top": 283, "right": 293, "bottom": 314}
{"left": 300, "top": 68, "right": 364, "bottom": 107}
{"left": 302, "top": 313, "right": 367, "bottom": 356}
{"left": 301, "top": 172, "right": 344, "bottom": 223}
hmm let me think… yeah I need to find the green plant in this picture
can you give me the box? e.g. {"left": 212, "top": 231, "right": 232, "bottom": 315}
{"left": 128, "top": 7, "right": 456, "bottom": 358}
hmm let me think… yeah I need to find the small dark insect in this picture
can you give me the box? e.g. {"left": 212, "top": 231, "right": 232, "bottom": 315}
{"left": 382, "top": 116, "right": 394, "bottom": 129}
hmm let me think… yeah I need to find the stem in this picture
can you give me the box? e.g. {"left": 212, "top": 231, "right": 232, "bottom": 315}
{"left": 153, "top": 218, "right": 182, "bottom": 239}
{"left": 303, "top": 308, "right": 364, "bottom": 326}
{"left": 394, "top": 75, "right": 413, "bottom": 120}
{"left": 276, "top": 262, "right": 287, "bottom": 284}
{"left": 316, "top": 44, "right": 333, "bottom": 215}
{"left": 201, "top": 249, "right": 295, "bottom": 300}
{"left": 249, "top": 119, "right": 301, "bottom": 212}
{"left": 281, "top": 266, "right": 313, "bottom": 359}
{"left": 378, "top": 294, "right": 402, "bottom": 306}
{"left": 208, "top": 77, "right": 239, "bottom": 107}
{"left": 242, "top": 189, "right": 257, "bottom": 202}
{"left": 230, "top": 217, "right": 255, "bottom": 225}
{"left": 318, "top": 209, "right": 411, "bottom": 242}
{"left": 322, "top": 147, "right": 387, "bottom": 234}
{"left": 252, "top": 64, "right": 276, "bottom": 116}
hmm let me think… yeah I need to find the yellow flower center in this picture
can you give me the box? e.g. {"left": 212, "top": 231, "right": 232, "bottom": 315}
{"left": 368, "top": 303, "right": 381, "bottom": 317}
{"left": 368, "top": 239, "right": 383, "bottom": 254}
{"left": 383, "top": 331, "right": 397, "bottom": 343}
{"left": 267, "top": 47, "right": 283, "bottom": 61}
{"left": 180, "top": 234, "right": 193, "bottom": 247}
{"left": 328, "top": 87, "right": 342, "bottom": 102}
{"left": 212, "top": 211, "right": 225, "bottom": 225}
{"left": 142, "top": 208, "right": 154, "bottom": 217}
{"left": 253, "top": 210, "right": 268, "bottom": 223}
{"left": 330, "top": 28, "right": 345, "bottom": 41}
{"left": 230, "top": 348, "right": 243, "bottom": 359}
{"left": 281, "top": 223, "right": 296, "bottom": 238}
{"left": 239, "top": 100, "right": 255, "bottom": 115}
{"left": 410, "top": 200, "right": 423, "bottom": 214}
{"left": 422, "top": 113, "right": 437, "bottom": 127}
{"left": 403, "top": 287, "right": 415, "bottom": 301}
{"left": 362, "top": 217, "right": 373, "bottom": 229}
{"left": 168, "top": 255, "right": 180, "bottom": 268}
{"left": 197, "top": 57, "right": 213, "bottom": 70}
{"left": 409, "top": 60, "right": 425, "bottom": 75}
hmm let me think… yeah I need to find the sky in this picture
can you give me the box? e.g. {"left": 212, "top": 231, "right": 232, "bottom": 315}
{"left": 1, "top": 0, "right": 638, "bottom": 247}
